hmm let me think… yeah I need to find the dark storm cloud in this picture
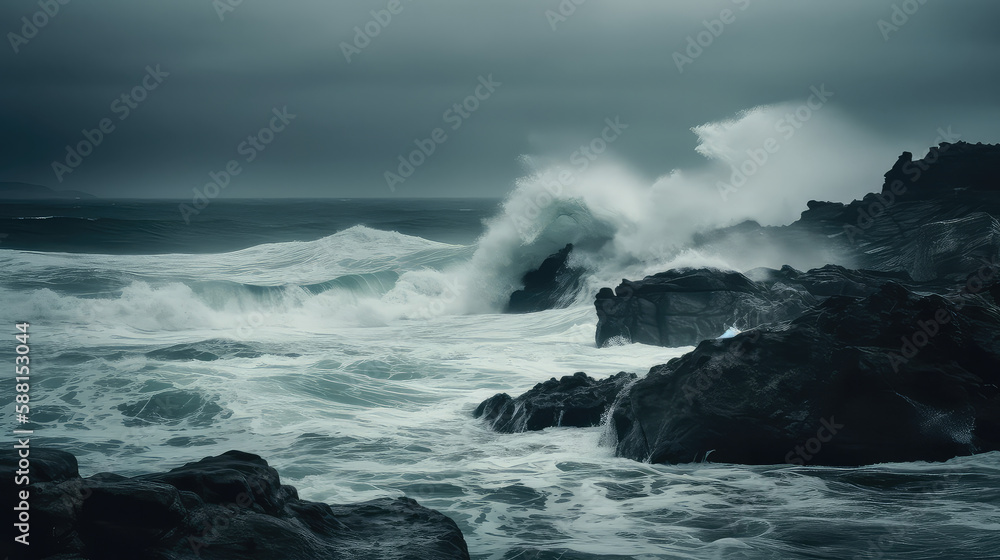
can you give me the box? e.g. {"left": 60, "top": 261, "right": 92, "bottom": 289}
{"left": 1, "top": 0, "right": 998, "bottom": 198}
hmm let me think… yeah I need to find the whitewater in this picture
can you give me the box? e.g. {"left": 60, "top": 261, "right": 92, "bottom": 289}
{"left": 2, "top": 105, "right": 999, "bottom": 559}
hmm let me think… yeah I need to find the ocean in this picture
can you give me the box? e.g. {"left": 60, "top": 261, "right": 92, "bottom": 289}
{"left": 2, "top": 197, "right": 999, "bottom": 559}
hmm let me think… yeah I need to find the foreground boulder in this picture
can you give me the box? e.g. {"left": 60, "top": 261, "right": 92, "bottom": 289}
{"left": 611, "top": 280, "right": 1000, "bottom": 466}
{"left": 475, "top": 371, "right": 636, "bottom": 432}
{"left": 1, "top": 450, "right": 470, "bottom": 559}
{"left": 507, "top": 243, "right": 584, "bottom": 313}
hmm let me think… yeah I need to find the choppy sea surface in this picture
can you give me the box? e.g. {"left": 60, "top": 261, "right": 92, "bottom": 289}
{"left": 2, "top": 198, "right": 999, "bottom": 559}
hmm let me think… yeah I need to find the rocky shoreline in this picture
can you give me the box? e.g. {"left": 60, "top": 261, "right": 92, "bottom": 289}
{"left": 1, "top": 449, "right": 470, "bottom": 560}
{"left": 7, "top": 143, "right": 998, "bottom": 557}
{"left": 486, "top": 142, "right": 1000, "bottom": 468}
{"left": 611, "top": 279, "right": 1000, "bottom": 466}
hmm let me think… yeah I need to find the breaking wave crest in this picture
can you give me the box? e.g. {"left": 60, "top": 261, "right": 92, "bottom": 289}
{"left": 1, "top": 102, "right": 902, "bottom": 333}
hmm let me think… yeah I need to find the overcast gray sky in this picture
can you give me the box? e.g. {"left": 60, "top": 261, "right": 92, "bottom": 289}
{"left": 1, "top": 0, "right": 998, "bottom": 198}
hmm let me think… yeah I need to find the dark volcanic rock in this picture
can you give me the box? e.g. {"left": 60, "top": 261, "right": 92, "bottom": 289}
{"left": 1, "top": 450, "right": 470, "bottom": 560}
{"left": 595, "top": 143, "right": 1000, "bottom": 349}
{"left": 593, "top": 264, "right": 923, "bottom": 348}
{"left": 695, "top": 142, "right": 1000, "bottom": 281}
{"left": 749, "top": 264, "right": 917, "bottom": 298}
{"left": 80, "top": 479, "right": 188, "bottom": 551}
{"left": 880, "top": 142, "right": 1000, "bottom": 199}
{"left": 594, "top": 268, "right": 805, "bottom": 348}
{"left": 507, "top": 243, "right": 585, "bottom": 313}
{"left": 611, "top": 281, "right": 1000, "bottom": 466}
{"left": 137, "top": 450, "right": 295, "bottom": 515}
{"left": 475, "top": 371, "right": 636, "bottom": 432}
{"left": 0, "top": 447, "right": 79, "bottom": 484}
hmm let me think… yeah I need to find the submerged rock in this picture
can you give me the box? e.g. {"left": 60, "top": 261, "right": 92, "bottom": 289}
{"left": 117, "top": 389, "right": 231, "bottom": 427}
{"left": 611, "top": 281, "right": 1000, "bottom": 466}
{"left": 507, "top": 243, "right": 584, "bottom": 313}
{"left": 474, "top": 371, "right": 636, "bottom": 432}
{"left": 0, "top": 450, "right": 470, "bottom": 559}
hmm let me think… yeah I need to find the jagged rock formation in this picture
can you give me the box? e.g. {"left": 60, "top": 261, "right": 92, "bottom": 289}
{"left": 695, "top": 142, "right": 1000, "bottom": 281}
{"left": 610, "top": 280, "right": 1000, "bottom": 466}
{"left": 594, "top": 267, "right": 800, "bottom": 348}
{"left": 596, "top": 142, "right": 1000, "bottom": 347}
{"left": 0, "top": 450, "right": 470, "bottom": 559}
{"left": 489, "top": 143, "right": 1000, "bottom": 468}
{"left": 594, "top": 265, "right": 922, "bottom": 348}
{"left": 474, "top": 371, "right": 636, "bottom": 433}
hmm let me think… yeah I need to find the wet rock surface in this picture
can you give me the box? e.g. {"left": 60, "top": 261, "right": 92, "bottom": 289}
{"left": 507, "top": 243, "right": 585, "bottom": 313}
{"left": 594, "top": 264, "right": 927, "bottom": 348}
{"left": 694, "top": 142, "right": 1000, "bottom": 281}
{"left": 1, "top": 450, "right": 470, "bottom": 559}
{"left": 475, "top": 371, "right": 637, "bottom": 433}
{"left": 611, "top": 281, "right": 1000, "bottom": 466}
